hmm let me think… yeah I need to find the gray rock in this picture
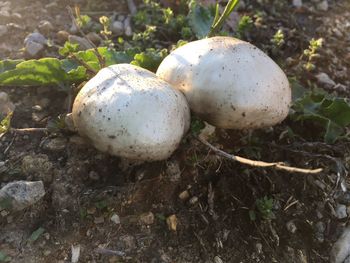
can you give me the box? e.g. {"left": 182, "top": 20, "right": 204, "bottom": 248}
{"left": 56, "top": 30, "right": 69, "bottom": 44}
{"left": 111, "top": 213, "right": 121, "bottom": 224}
{"left": 286, "top": 220, "right": 297, "bottom": 234}
{"left": 38, "top": 20, "right": 54, "bottom": 34}
{"left": 0, "top": 25, "right": 8, "bottom": 37}
{"left": 317, "top": 0, "right": 329, "bottom": 11}
{"left": 25, "top": 42, "right": 44, "bottom": 57}
{"left": 316, "top": 72, "right": 336, "bottom": 87}
{"left": 86, "top": 32, "right": 102, "bottom": 45}
{"left": 24, "top": 32, "right": 47, "bottom": 45}
{"left": 111, "top": 21, "right": 124, "bottom": 35}
{"left": 0, "top": 181, "right": 45, "bottom": 211}
{"left": 331, "top": 227, "right": 350, "bottom": 263}
{"left": 124, "top": 16, "right": 133, "bottom": 37}
{"left": 21, "top": 154, "right": 53, "bottom": 182}
{"left": 336, "top": 204, "right": 348, "bottom": 219}
{"left": 68, "top": 35, "right": 94, "bottom": 50}
{"left": 24, "top": 32, "right": 47, "bottom": 58}
{"left": 42, "top": 137, "right": 67, "bottom": 152}
{"left": 292, "top": 0, "right": 303, "bottom": 8}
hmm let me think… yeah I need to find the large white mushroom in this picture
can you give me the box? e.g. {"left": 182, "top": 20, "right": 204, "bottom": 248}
{"left": 156, "top": 36, "right": 291, "bottom": 130}
{"left": 72, "top": 64, "right": 190, "bottom": 161}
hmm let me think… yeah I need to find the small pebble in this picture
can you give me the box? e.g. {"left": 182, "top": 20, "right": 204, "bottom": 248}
{"left": 213, "top": 256, "right": 224, "bottom": 263}
{"left": 336, "top": 204, "right": 347, "bottom": 219}
{"left": 179, "top": 190, "right": 190, "bottom": 201}
{"left": 0, "top": 181, "right": 45, "bottom": 211}
{"left": 111, "top": 21, "right": 124, "bottom": 35}
{"left": 38, "top": 20, "right": 54, "bottom": 34}
{"left": 316, "top": 0, "right": 328, "bottom": 11}
{"left": 56, "top": 30, "right": 70, "bottom": 44}
{"left": 139, "top": 211, "right": 154, "bottom": 225}
{"left": 286, "top": 220, "right": 297, "bottom": 234}
{"left": 94, "top": 216, "right": 105, "bottom": 224}
{"left": 316, "top": 72, "right": 336, "bottom": 87}
{"left": 111, "top": 214, "right": 121, "bottom": 224}
{"left": 68, "top": 35, "right": 94, "bottom": 50}
{"left": 189, "top": 196, "right": 198, "bottom": 205}
{"left": 292, "top": 0, "right": 303, "bottom": 8}
{"left": 166, "top": 214, "right": 178, "bottom": 231}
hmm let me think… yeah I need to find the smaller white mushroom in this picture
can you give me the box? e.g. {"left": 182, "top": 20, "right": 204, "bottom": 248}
{"left": 72, "top": 64, "right": 190, "bottom": 161}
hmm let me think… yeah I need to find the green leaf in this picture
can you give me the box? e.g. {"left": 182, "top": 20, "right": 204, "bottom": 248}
{"left": 28, "top": 227, "right": 45, "bottom": 242}
{"left": 0, "top": 58, "right": 70, "bottom": 86}
{"left": 131, "top": 48, "right": 168, "bottom": 72}
{"left": 0, "top": 48, "right": 136, "bottom": 87}
{"left": 0, "top": 112, "right": 12, "bottom": 133}
{"left": 188, "top": 1, "right": 215, "bottom": 39}
{"left": 208, "top": 0, "right": 239, "bottom": 37}
{"left": 59, "top": 41, "right": 80, "bottom": 57}
{"left": 292, "top": 92, "right": 350, "bottom": 143}
{"left": 0, "top": 60, "right": 23, "bottom": 74}
{"left": 0, "top": 251, "right": 10, "bottom": 262}
{"left": 190, "top": 117, "right": 205, "bottom": 136}
{"left": 248, "top": 210, "right": 256, "bottom": 221}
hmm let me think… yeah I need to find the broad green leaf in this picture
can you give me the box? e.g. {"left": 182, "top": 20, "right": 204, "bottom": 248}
{"left": 292, "top": 92, "right": 350, "bottom": 143}
{"left": 28, "top": 227, "right": 45, "bottom": 242}
{"left": 188, "top": 1, "right": 215, "bottom": 39}
{"left": 0, "top": 48, "right": 136, "bottom": 87}
{"left": 97, "top": 47, "right": 135, "bottom": 66}
{"left": 131, "top": 48, "right": 168, "bottom": 72}
{"left": 0, "top": 58, "right": 70, "bottom": 86}
{"left": 0, "top": 60, "right": 23, "bottom": 74}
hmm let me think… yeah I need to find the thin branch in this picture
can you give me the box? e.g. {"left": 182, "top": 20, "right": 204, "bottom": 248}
{"left": 95, "top": 247, "right": 125, "bottom": 257}
{"left": 197, "top": 137, "right": 323, "bottom": 174}
{"left": 10, "top": 128, "right": 48, "bottom": 133}
{"left": 69, "top": 53, "right": 97, "bottom": 75}
{"left": 67, "top": 6, "right": 106, "bottom": 69}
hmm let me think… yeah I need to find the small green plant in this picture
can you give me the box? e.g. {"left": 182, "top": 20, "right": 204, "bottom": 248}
{"left": 237, "top": 15, "right": 253, "bottom": 38}
{"left": 99, "top": 16, "right": 113, "bottom": 47}
{"left": 0, "top": 112, "right": 12, "bottom": 134}
{"left": 74, "top": 6, "right": 91, "bottom": 29}
{"left": 303, "top": 38, "right": 323, "bottom": 71}
{"left": 255, "top": 196, "right": 274, "bottom": 220}
{"left": 0, "top": 251, "right": 10, "bottom": 262}
{"left": 190, "top": 117, "right": 205, "bottom": 136}
{"left": 271, "top": 29, "right": 285, "bottom": 48}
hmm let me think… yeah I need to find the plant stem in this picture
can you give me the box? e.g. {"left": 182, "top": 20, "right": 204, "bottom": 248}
{"left": 208, "top": 0, "right": 240, "bottom": 37}
{"left": 197, "top": 136, "right": 323, "bottom": 174}
{"left": 67, "top": 6, "right": 106, "bottom": 69}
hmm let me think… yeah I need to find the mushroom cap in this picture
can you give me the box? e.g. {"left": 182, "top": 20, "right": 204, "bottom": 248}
{"left": 156, "top": 36, "right": 291, "bottom": 129}
{"left": 72, "top": 64, "right": 190, "bottom": 161}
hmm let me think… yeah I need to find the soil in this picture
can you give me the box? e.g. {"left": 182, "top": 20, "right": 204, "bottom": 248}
{"left": 0, "top": 0, "right": 350, "bottom": 262}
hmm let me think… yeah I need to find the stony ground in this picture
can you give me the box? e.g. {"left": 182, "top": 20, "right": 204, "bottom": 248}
{"left": 0, "top": 0, "right": 350, "bottom": 262}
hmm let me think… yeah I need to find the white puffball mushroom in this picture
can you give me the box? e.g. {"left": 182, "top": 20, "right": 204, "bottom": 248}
{"left": 72, "top": 64, "right": 190, "bottom": 161}
{"left": 156, "top": 36, "right": 291, "bottom": 130}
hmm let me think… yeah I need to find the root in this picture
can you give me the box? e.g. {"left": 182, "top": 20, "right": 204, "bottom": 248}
{"left": 197, "top": 137, "right": 323, "bottom": 174}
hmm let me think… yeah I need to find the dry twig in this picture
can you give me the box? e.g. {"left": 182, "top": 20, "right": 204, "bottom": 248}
{"left": 197, "top": 137, "right": 323, "bottom": 174}
{"left": 67, "top": 6, "right": 106, "bottom": 69}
